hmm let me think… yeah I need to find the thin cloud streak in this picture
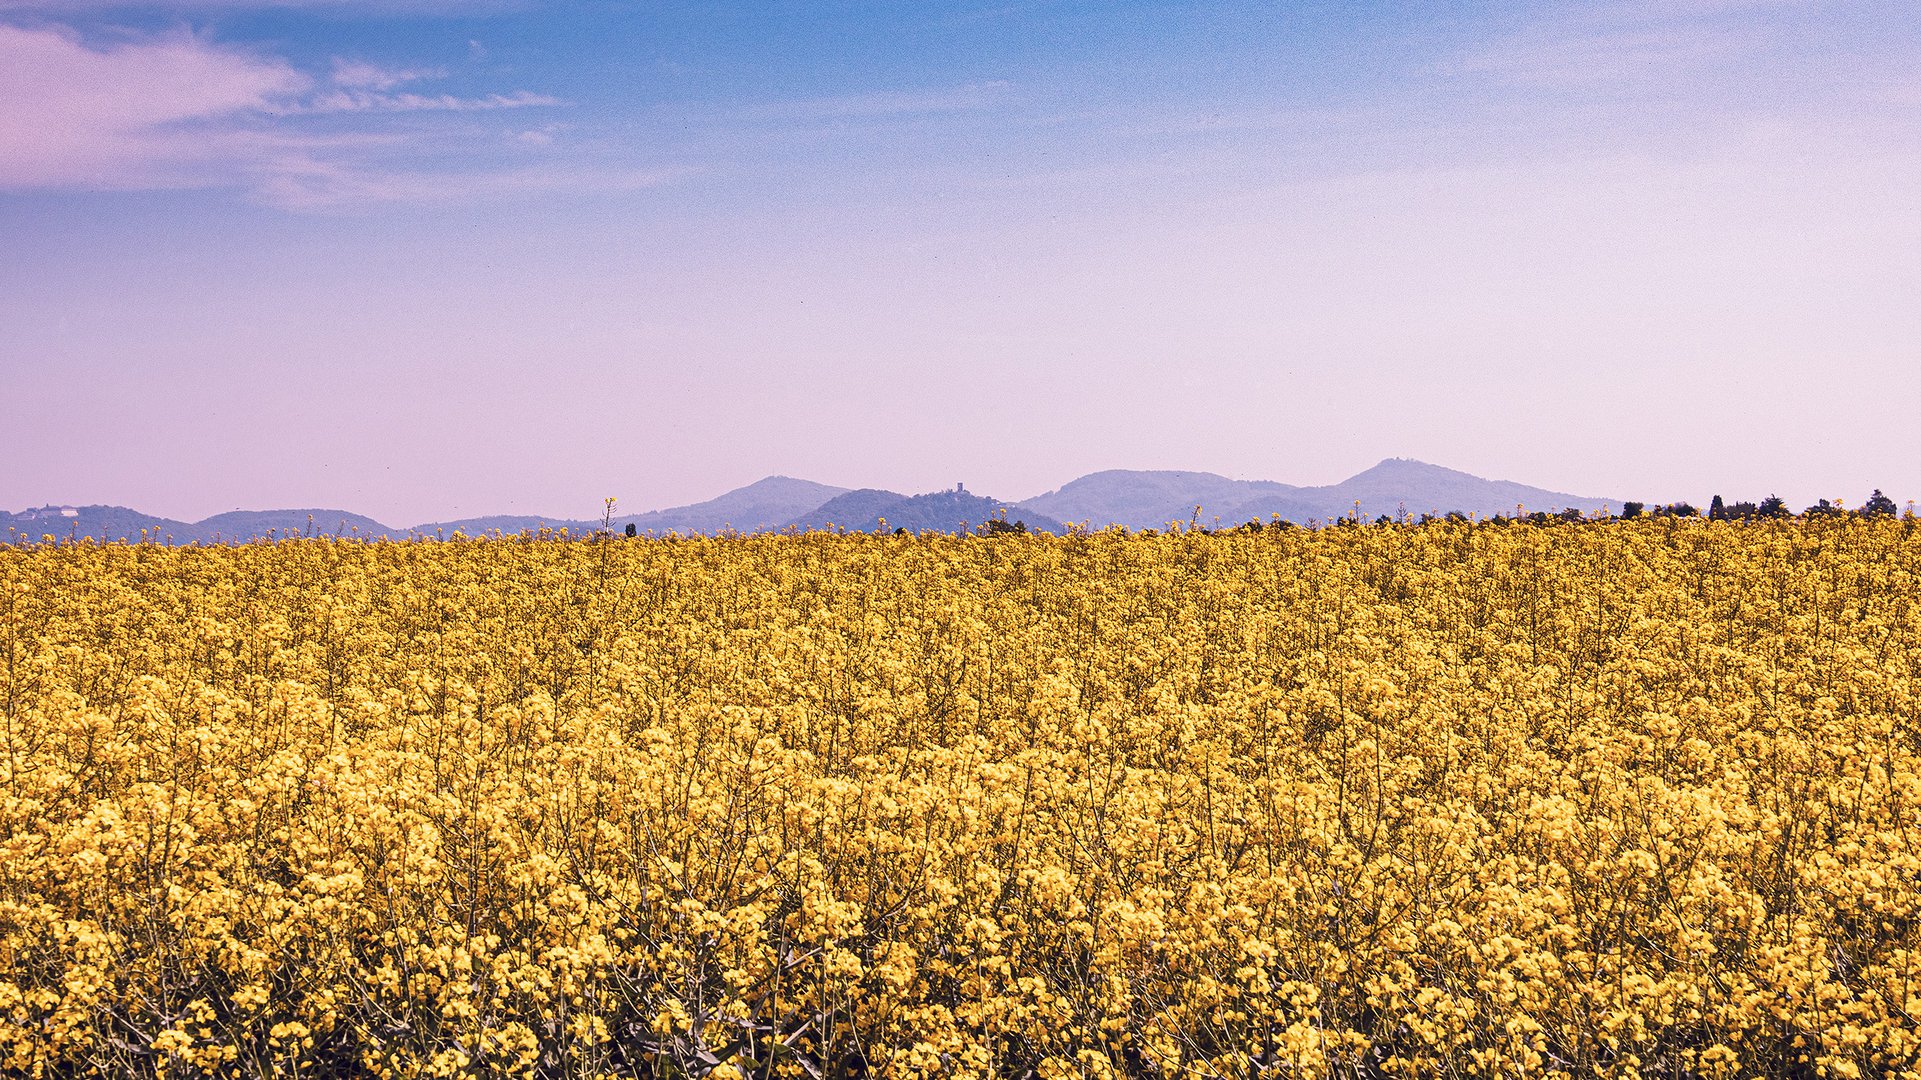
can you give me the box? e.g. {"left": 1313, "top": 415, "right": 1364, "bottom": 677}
{"left": 289, "top": 88, "right": 563, "bottom": 114}
{"left": 330, "top": 58, "right": 444, "bottom": 91}
{"left": 251, "top": 162, "right": 687, "bottom": 210}
{"left": 301, "top": 58, "right": 563, "bottom": 113}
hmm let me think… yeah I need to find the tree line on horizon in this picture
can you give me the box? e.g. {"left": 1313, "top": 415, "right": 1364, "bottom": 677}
{"left": 1225, "top": 487, "right": 1911, "bottom": 532}
{"left": 1622, "top": 488, "right": 1901, "bottom": 522}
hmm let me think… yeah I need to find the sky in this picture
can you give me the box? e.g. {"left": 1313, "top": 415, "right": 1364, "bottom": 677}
{"left": 2, "top": 0, "right": 1917, "bottom": 525}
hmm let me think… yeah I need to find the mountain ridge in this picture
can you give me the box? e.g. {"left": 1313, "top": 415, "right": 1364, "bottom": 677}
{"left": 1017, "top": 458, "right": 1612, "bottom": 529}
{"left": 410, "top": 476, "right": 851, "bottom": 537}
{"left": 790, "top": 487, "right": 1066, "bottom": 535}
{"left": 4, "top": 460, "right": 1615, "bottom": 543}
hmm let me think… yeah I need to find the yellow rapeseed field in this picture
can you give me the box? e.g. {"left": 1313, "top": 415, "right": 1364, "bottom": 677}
{"left": 2, "top": 518, "right": 1919, "bottom": 1079}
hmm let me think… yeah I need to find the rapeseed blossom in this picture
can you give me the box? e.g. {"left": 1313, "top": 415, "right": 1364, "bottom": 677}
{"left": 0, "top": 517, "right": 1917, "bottom": 1077}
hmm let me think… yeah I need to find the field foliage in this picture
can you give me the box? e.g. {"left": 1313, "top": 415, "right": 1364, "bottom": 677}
{"left": 2, "top": 519, "right": 1920, "bottom": 1078}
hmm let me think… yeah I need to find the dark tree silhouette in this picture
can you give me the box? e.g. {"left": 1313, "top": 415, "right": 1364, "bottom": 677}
{"left": 1863, "top": 489, "right": 1899, "bottom": 517}
{"left": 1805, "top": 499, "right": 1843, "bottom": 518}
{"left": 1621, "top": 501, "right": 1645, "bottom": 519}
{"left": 1757, "top": 495, "right": 1790, "bottom": 519}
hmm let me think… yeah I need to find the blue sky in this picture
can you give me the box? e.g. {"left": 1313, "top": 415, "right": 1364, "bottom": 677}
{"left": 3, "top": 0, "right": 1918, "bottom": 523}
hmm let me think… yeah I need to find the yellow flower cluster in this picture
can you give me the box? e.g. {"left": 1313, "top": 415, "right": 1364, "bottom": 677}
{"left": 2, "top": 516, "right": 1919, "bottom": 1078}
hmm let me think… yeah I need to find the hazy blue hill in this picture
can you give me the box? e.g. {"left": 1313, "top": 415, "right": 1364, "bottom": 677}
{"left": 191, "top": 509, "right": 401, "bottom": 541}
{"left": 406, "top": 477, "right": 852, "bottom": 537}
{"left": 1210, "top": 495, "right": 1337, "bottom": 528}
{"left": 0, "top": 506, "right": 408, "bottom": 544}
{"left": 0, "top": 504, "right": 187, "bottom": 543}
{"left": 1224, "top": 458, "right": 1613, "bottom": 523}
{"left": 619, "top": 476, "right": 849, "bottom": 535}
{"left": 4, "top": 462, "right": 1612, "bottom": 543}
{"left": 784, "top": 489, "right": 898, "bottom": 532}
{"left": 1331, "top": 458, "right": 1609, "bottom": 518}
{"left": 1017, "top": 470, "right": 1302, "bottom": 531}
{"left": 404, "top": 515, "right": 592, "bottom": 537}
{"left": 789, "top": 488, "right": 1065, "bottom": 535}
{"left": 1016, "top": 459, "right": 1613, "bottom": 529}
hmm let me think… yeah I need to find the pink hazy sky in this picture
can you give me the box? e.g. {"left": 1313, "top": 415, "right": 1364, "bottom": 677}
{"left": 3, "top": 0, "right": 1918, "bottom": 524}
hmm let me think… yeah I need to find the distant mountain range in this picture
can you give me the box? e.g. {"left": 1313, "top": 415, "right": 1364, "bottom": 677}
{"left": 0, "top": 505, "right": 401, "bottom": 545}
{"left": 1021, "top": 458, "right": 1611, "bottom": 530}
{"left": 2, "top": 459, "right": 1613, "bottom": 543}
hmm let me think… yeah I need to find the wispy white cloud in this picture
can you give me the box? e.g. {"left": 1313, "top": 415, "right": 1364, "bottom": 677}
{"left": 295, "top": 87, "right": 562, "bottom": 113}
{"left": 0, "top": 20, "right": 628, "bottom": 207}
{"left": 0, "top": 23, "right": 306, "bottom": 186}
{"left": 330, "top": 57, "right": 443, "bottom": 91}
{"left": 252, "top": 162, "right": 684, "bottom": 210}
{"left": 284, "top": 57, "right": 562, "bottom": 113}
